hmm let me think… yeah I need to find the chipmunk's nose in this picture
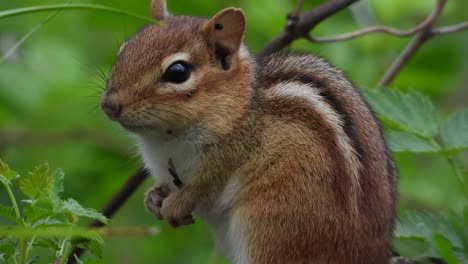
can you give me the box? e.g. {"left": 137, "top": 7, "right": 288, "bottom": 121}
{"left": 101, "top": 98, "right": 123, "bottom": 120}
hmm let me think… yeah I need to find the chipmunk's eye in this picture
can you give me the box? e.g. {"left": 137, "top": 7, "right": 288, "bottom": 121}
{"left": 163, "top": 61, "right": 191, "bottom": 84}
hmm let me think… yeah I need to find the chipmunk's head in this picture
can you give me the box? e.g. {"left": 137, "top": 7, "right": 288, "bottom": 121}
{"left": 101, "top": 0, "right": 253, "bottom": 135}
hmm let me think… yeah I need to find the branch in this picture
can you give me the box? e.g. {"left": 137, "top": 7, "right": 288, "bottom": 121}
{"left": 306, "top": 0, "right": 446, "bottom": 43}
{"left": 379, "top": 0, "right": 447, "bottom": 86}
{"left": 258, "top": 0, "right": 468, "bottom": 87}
{"left": 258, "top": 0, "right": 359, "bottom": 57}
{"left": 432, "top": 21, "right": 468, "bottom": 35}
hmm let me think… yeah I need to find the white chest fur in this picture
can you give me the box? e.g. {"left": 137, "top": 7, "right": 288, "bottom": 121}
{"left": 135, "top": 130, "right": 241, "bottom": 261}
{"left": 136, "top": 131, "right": 203, "bottom": 191}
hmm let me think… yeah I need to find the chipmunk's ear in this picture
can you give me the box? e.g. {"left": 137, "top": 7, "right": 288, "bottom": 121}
{"left": 151, "top": 0, "right": 169, "bottom": 20}
{"left": 204, "top": 8, "right": 246, "bottom": 69}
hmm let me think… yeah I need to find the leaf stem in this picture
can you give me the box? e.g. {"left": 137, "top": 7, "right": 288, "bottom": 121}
{"left": 23, "top": 237, "right": 36, "bottom": 264}
{"left": 19, "top": 239, "right": 28, "bottom": 264}
{"left": 0, "top": 4, "right": 155, "bottom": 24}
{"left": 0, "top": 3, "right": 64, "bottom": 64}
{"left": 60, "top": 239, "right": 72, "bottom": 264}
{"left": 2, "top": 181, "right": 22, "bottom": 222}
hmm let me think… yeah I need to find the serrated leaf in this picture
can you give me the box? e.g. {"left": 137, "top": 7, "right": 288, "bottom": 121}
{"left": 87, "top": 240, "right": 103, "bottom": 259}
{"left": 0, "top": 204, "right": 17, "bottom": 223}
{"left": 387, "top": 131, "right": 441, "bottom": 153}
{"left": 34, "top": 238, "right": 61, "bottom": 251}
{"left": 0, "top": 159, "right": 19, "bottom": 186}
{"left": 440, "top": 110, "right": 468, "bottom": 154}
{"left": 72, "top": 238, "right": 103, "bottom": 259}
{"left": 362, "top": 89, "right": 439, "bottom": 139}
{"left": 32, "top": 218, "right": 68, "bottom": 228}
{"left": 50, "top": 169, "right": 64, "bottom": 205}
{"left": 23, "top": 206, "right": 54, "bottom": 224}
{"left": 20, "top": 163, "right": 52, "bottom": 200}
{"left": 20, "top": 164, "right": 64, "bottom": 209}
{"left": 61, "top": 199, "right": 108, "bottom": 224}
{"left": 396, "top": 212, "right": 462, "bottom": 248}
{"left": 395, "top": 211, "right": 467, "bottom": 261}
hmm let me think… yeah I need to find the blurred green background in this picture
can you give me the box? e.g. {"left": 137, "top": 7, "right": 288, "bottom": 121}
{"left": 1, "top": 0, "right": 467, "bottom": 263}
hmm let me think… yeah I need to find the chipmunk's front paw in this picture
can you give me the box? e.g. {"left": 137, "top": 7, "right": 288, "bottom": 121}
{"left": 144, "top": 184, "right": 171, "bottom": 220}
{"left": 160, "top": 191, "right": 195, "bottom": 228}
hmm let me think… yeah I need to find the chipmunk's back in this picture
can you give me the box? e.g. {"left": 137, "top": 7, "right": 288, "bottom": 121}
{"left": 232, "top": 52, "right": 397, "bottom": 263}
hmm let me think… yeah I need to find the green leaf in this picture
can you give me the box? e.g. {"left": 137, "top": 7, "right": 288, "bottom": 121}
{"left": 26, "top": 256, "right": 40, "bottom": 264}
{"left": 393, "top": 237, "right": 434, "bottom": 259}
{"left": 19, "top": 164, "right": 64, "bottom": 209}
{"left": 23, "top": 206, "right": 54, "bottom": 225}
{"left": 440, "top": 110, "right": 468, "bottom": 154}
{"left": 33, "top": 238, "right": 61, "bottom": 251}
{"left": 20, "top": 163, "right": 52, "bottom": 200}
{"left": 0, "top": 204, "right": 17, "bottom": 223}
{"left": 61, "top": 199, "right": 108, "bottom": 224}
{"left": 395, "top": 211, "right": 467, "bottom": 261}
{"left": 362, "top": 89, "right": 439, "bottom": 139}
{"left": 387, "top": 131, "right": 441, "bottom": 153}
{"left": 433, "top": 233, "right": 458, "bottom": 264}
{"left": 0, "top": 243, "right": 15, "bottom": 261}
{"left": 72, "top": 238, "right": 103, "bottom": 259}
{"left": 447, "top": 212, "right": 468, "bottom": 254}
{"left": 0, "top": 159, "right": 19, "bottom": 185}
{"left": 50, "top": 169, "right": 64, "bottom": 206}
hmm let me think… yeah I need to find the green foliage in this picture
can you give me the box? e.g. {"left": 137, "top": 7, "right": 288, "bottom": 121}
{"left": 440, "top": 110, "right": 468, "bottom": 154}
{"left": 0, "top": 159, "right": 108, "bottom": 264}
{"left": 363, "top": 88, "right": 468, "bottom": 262}
{"left": 394, "top": 211, "right": 468, "bottom": 263}
{"left": 363, "top": 89, "right": 468, "bottom": 162}
{"left": 363, "top": 89, "right": 439, "bottom": 139}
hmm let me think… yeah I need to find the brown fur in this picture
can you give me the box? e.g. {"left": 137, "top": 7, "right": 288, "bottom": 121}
{"left": 100, "top": 1, "right": 396, "bottom": 263}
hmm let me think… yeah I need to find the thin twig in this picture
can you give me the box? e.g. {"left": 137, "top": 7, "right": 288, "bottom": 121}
{"left": 258, "top": 0, "right": 359, "bottom": 57}
{"left": 379, "top": 0, "right": 447, "bottom": 86}
{"left": 96, "top": 226, "right": 160, "bottom": 237}
{"left": 307, "top": 0, "right": 443, "bottom": 43}
{"left": 432, "top": 21, "right": 468, "bottom": 35}
{"left": 379, "top": 32, "right": 430, "bottom": 86}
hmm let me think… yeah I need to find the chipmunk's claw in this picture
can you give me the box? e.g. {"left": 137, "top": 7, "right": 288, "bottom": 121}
{"left": 144, "top": 184, "right": 171, "bottom": 220}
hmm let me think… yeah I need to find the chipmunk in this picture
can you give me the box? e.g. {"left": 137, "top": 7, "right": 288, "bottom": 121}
{"left": 100, "top": 0, "right": 396, "bottom": 263}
